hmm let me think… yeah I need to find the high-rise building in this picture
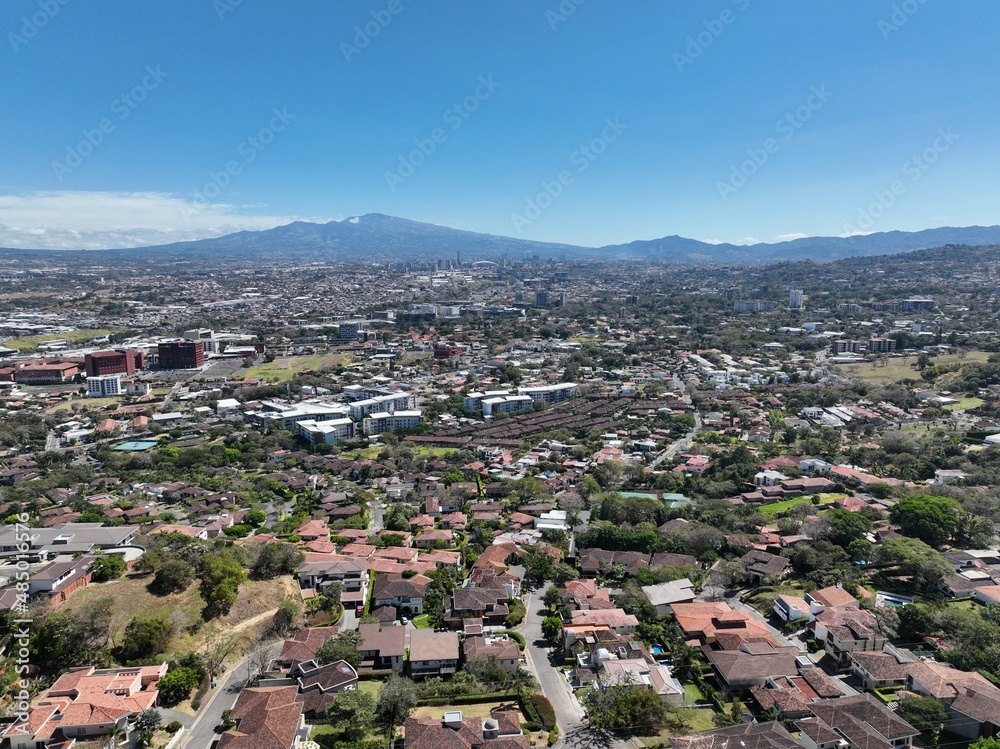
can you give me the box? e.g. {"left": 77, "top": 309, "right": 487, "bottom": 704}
{"left": 158, "top": 340, "right": 204, "bottom": 370}
{"left": 87, "top": 374, "right": 122, "bottom": 397}
{"left": 789, "top": 289, "right": 804, "bottom": 309}
{"left": 534, "top": 291, "right": 550, "bottom": 307}
{"left": 84, "top": 349, "right": 143, "bottom": 377}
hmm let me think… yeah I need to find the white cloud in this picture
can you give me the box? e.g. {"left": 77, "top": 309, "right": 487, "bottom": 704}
{"left": 732, "top": 236, "right": 760, "bottom": 246}
{"left": 774, "top": 232, "right": 808, "bottom": 242}
{"left": 0, "top": 191, "right": 334, "bottom": 250}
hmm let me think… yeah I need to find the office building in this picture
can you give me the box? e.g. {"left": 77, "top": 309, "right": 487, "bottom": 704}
{"left": 298, "top": 418, "right": 356, "bottom": 445}
{"left": 789, "top": 289, "right": 804, "bottom": 309}
{"left": 158, "top": 340, "right": 204, "bottom": 369}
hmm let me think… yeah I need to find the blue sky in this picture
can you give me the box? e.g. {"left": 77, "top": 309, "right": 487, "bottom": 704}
{"left": 1, "top": 0, "right": 998, "bottom": 249}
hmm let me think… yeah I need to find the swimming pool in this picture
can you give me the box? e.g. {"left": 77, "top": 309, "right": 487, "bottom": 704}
{"left": 650, "top": 644, "right": 665, "bottom": 654}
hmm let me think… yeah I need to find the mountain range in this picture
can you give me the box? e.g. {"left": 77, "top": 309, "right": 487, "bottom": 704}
{"left": 3, "top": 214, "right": 1000, "bottom": 265}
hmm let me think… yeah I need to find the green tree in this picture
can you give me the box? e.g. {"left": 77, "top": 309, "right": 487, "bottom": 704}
{"left": 91, "top": 555, "right": 127, "bottom": 582}
{"left": 150, "top": 559, "right": 194, "bottom": 595}
{"left": 134, "top": 708, "right": 161, "bottom": 747}
{"left": 376, "top": 673, "right": 417, "bottom": 738}
{"left": 250, "top": 542, "right": 304, "bottom": 580}
{"left": 157, "top": 667, "right": 201, "bottom": 705}
{"left": 120, "top": 617, "right": 174, "bottom": 661}
{"left": 897, "top": 696, "right": 947, "bottom": 743}
{"left": 891, "top": 494, "right": 960, "bottom": 547}
{"left": 583, "top": 680, "right": 670, "bottom": 732}
{"left": 247, "top": 509, "right": 267, "bottom": 526}
{"left": 970, "top": 739, "right": 1000, "bottom": 749}
{"left": 324, "top": 689, "right": 376, "bottom": 743}
{"left": 199, "top": 551, "right": 247, "bottom": 618}
{"left": 542, "top": 616, "right": 564, "bottom": 642}
{"left": 315, "top": 629, "right": 362, "bottom": 669}
{"left": 824, "top": 509, "right": 874, "bottom": 546}
{"left": 542, "top": 586, "right": 562, "bottom": 609}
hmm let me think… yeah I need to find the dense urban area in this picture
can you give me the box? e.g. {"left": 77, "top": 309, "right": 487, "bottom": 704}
{"left": 3, "top": 242, "right": 1000, "bottom": 749}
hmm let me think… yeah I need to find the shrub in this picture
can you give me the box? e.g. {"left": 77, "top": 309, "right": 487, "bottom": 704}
{"left": 91, "top": 555, "right": 127, "bottom": 582}
{"left": 165, "top": 721, "right": 182, "bottom": 734}
{"left": 530, "top": 694, "right": 556, "bottom": 731}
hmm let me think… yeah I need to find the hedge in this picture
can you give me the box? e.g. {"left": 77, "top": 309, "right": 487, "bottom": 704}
{"left": 499, "top": 630, "right": 526, "bottom": 648}
{"left": 529, "top": 694, "right": 556, "bottom": 731}
{"left": 416, "top": 692, "right": 518, "bottom": 707}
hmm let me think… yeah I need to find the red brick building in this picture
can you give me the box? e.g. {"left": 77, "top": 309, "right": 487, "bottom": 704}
{"left": 84, "top": 349, "right": 144, "bottom": 377}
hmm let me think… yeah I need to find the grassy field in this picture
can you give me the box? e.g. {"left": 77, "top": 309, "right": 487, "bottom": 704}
{"left": 944, "top": 396, "right": 985, "bottom": 411}
{"left": 837, "top": 351, "right": 991, "bottom": 384}
{"left": 411, "top": 614, "right": 433, "bottom": 629}
{"left": 758, "top": 493, "right": 844, "bottom": 517}
{"left": 238, "top": 352, "right": 352, "bottom": 382}
{"left": 45, "top": 396, "right": 123, "bottom": 414}
{"left": 412, "top": 446, "right": 459, "bottom": 458}
{"left": 2, "top": 328, "right": 115, "bottom": 351}
{"left": 58, "top": 572, "right": 297, "bottom": 656}
{"left": 340, "top": 446, "right": 383, "bottom": 460}
{"left": 412, "top": 701, "right": 522, "bottom": 721}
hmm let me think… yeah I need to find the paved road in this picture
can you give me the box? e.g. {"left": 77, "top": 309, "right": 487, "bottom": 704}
{"left": 368, "top": 500, "right": 385, "bottom": 534}
{"left": 521, "top": 594, "right": 632, "bottom": 749}
{"left": 649, "top": 377, "right": 702, "bottom": 469}
{"left": 182, "top": 641, "right": 282, "bottom": 749}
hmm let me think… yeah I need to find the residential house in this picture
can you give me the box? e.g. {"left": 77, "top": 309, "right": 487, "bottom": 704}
{"left": 668, "top": 602, "right": 774, "bottom": 645}
{"left": 701, "top": 638, "right": 800, "bottom": 690}
{"left": 276, "top": 627, "right": 339, "bottom": 669}
{"left": 404, "top": 710, "right": 529, "bottom": 749}
{"left": 813, "top": 608, "right": 885, "bottom": 671}
{"left": 741, "top": 550, "right": 791, "bottom": 583}
{"left": 671, "top": 721, "right": 800, "bottom": 749}
{"left": 216, "top": 686, "right": 307, "bottom": 749}
{"left": 905, "top": 659, "right": 1000, "bottom": 739}
{"left": 749, "top": 667, "right": 844, "bottom": 718}
{"left": 642, "top": 579, "right": 696, "bottom": 615}
{"left": 372, "top": 572, "right": 431, "bottom": 618}
{"left": 358, "top": 622, "right": 406, "bottom": 672}
{"left": 796, "top": 694, "right": 919, "bottom": 749}
{"left": 294, "top": 659, "right": 359, "bottom": 717}
{"left": 5, "top": 664, "right": 167, "bottom": 749}
{"left": 849, "top": 647, "right": 912, "bottom": 690}
{"left": 463, "top": 635, "right": 521, "bottom": 676}
{"left": 409, "top": 630, "right": 460, "bottom": 678}
{"left": 444, "top": 587, "right": 509, "bottom": 629}
{"left": 568, "top": 608, "right": 639, "bottom": 636}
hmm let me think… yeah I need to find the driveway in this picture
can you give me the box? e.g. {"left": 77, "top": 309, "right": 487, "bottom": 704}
{"left": 521, "top": 594, "right": 633, "bottom": 749}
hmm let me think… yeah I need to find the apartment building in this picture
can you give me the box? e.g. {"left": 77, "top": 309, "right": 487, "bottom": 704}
{"left": 362, "top": 410, "right": 422, "bottom": 435}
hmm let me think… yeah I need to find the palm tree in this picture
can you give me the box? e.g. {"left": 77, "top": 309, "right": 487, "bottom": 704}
{"left": 104, "top": 722, "right": 125, "bottom": 749}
